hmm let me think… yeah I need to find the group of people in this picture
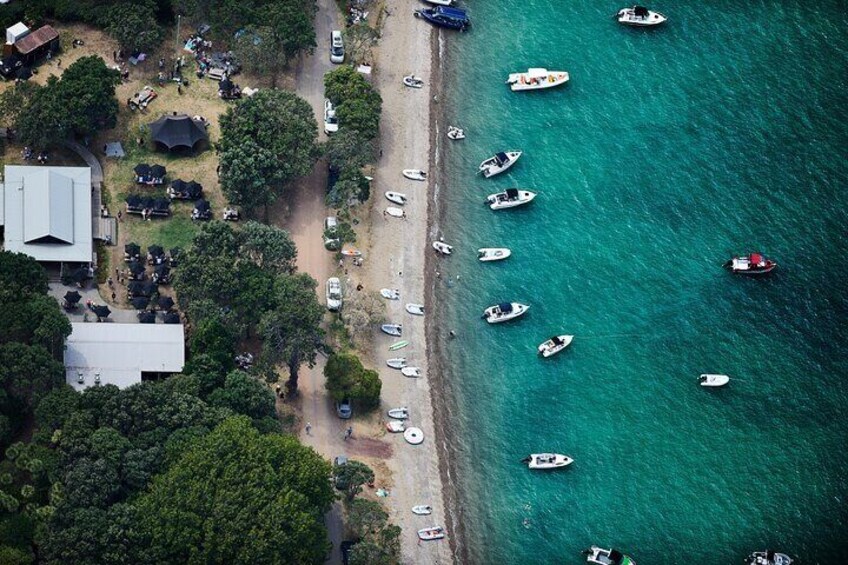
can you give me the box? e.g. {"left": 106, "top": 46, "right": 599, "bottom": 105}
{"left": 21, "top": 147, "right": 48, "bottom": 163}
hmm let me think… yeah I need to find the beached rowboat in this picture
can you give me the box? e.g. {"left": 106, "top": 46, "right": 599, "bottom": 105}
{"left": 401, "top": 367, "right": 422, "bottom": 378}
{"left": 412, "top": 505, "right": 433, "bottom": 515}
{"left": 381, "top": 288, "right": 400, "bottom": 300}
{"left": 403, "top": 75, "right": 425, "bottom": 88}
{"left": 385, "top": 191, "right": 407, "bottom": 205}
{"left": 417, "top": 526, "right": 445, "bottom": 540}
{"left": 386, "top": 207, "right": 405, "bottom": 218}
{"left": 433, "top": 241, "right": 453, "bottom": 255}
{"left": 381, "top": 324, "right": 403, "bottom": 336}
{"left": 388, "top": 407, "right": 409, "bottom": 420}
{"left": 386, "top": 358, "right": 407, "bottom": 369}
{"left": 406, "top": 303, "right": 425, "bottom": 316}
{"left": 386, "top": 420, "right": 406, "bottom": 433}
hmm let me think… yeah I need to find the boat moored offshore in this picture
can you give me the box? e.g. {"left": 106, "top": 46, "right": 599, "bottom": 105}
{"left": 522, "top": 453, "right": 573, "bottom": 470}
{"left": 414, "top": 6, "right": 471, "bottom": 31}
{"left": 483, "top": 302, "right": 529, "bottom": 324}
{"left": 584, "top": 546, "right": 637, "bottom": 565}
{"left": 746, "top": 550, "right": 793, "bottom": 565}
{"left": 723, "top": 253, "right": 777, "bottom": 275}
{"left": 506, "top": 68, "right": 569, "bottom": 91}
{"left": 486, "top": 189, "right": 536, "bottom": 210}
{"left": 479, "top": 151, "right": 522, "bottom": 178}
{"left": 478, "top": 248, "right": 511, "bottom": 262}
{"left": 538, "top": 335, "right": 573, "bottom": 358}
{"left": 616, "top": 5, "right": 667, "bottom": 27}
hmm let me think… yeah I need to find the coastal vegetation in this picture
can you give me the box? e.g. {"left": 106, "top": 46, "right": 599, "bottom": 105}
{"left": 324, "top": 352, "right": 381, "bottom": 410}
{"left": 219, "top": 89, "right": 319, "bottom": 217}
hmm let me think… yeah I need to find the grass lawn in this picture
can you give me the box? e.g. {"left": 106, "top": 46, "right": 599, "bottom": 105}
{"left": 123, "top": 214, "right": 199, "bottom": 252}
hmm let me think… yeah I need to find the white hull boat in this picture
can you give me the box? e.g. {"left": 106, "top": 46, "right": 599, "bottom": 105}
{"left": 447, "top": 126, "right": 465, "bottom": 140}
{"left": 403, "top": 169, "right": 427, "bottom": 181}
{"left": 422, "top": 0, "right": 452, "bottom": 6}
{"left": 403, "top": 75, "right": 424, "bottom": 88}
{"left": 699, "top": 374, "right": 730, "bottom": 387}
{"left": 412, "top": 505, "right": 433, "bottom": 515}
{"left": 386, "top": 420, "right": 406, "bottom": 433}
{"left": 483, "top": 302, "right": 529, "bottom": 324}
{"left": 538, "top": 335, "right": 573, "bottom": 358}
{"left": 746, "top": 550, "right": 793, "bottom": 565}
{"left": 478, "top": 248, "right": 512, "bottom": 262}
{"left": 386, "top": 206, "right": 405, "bottom": 218}
{"left": 617, "top": 5, "right": 667, "bottom": 26}
{"left": 381, "top": 288, "right": 400, "bottom": 300}
{"left": 385, "top": 191, "right": 407, "bottom": 205}
{"left": 507, "top": 68, "right": 569, "bottom": 92}
{"left": 406, "top": 303, "right": 425, "bottom": 316}
{"left": 381, "top": 324, "right": 403, "bottom": 336}
{"left": 388, "top": 407, "right": 409, "bottom": 420}
{"left": 417, "top": 526, "right": 445, "bottom": 541}
{"left": 340, "top": 247, "right": 362, "bottom": 257}
{"left": 433, "top": 241, "right": 453, "bottom": 255}
{"left": 585, "top": 546, "right": 637, "bottom": 565}
{"left": 401, "top": 367, "right": 422, "bottom": 378}
{"left": 487, "top": 189, "right": 536, "bottom": 210}
{"left": 479, "top": 151, "right": 522, "bottom": 178}
{"left": 523, "top": 453, "right": 573, "bottom": 470}
{"left": 386, "top": 358, "right": 407, "bottom": 369}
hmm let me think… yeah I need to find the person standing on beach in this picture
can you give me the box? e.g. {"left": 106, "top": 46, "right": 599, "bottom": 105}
{"left": 305, "top": 422, "right": 311, "bottom": 436}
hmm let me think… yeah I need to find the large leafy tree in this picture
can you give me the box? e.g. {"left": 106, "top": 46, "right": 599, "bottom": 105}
{"left": 324, "top": 66, "right": 382, "bottom": 140}
{"left": 208, "top": 371, "right": 277, "bottom": 430}
{"left": 239, "top": 221, "right": 298, "bottom": 274}
{"left": 324, "top": 352, "right": 381, "bottom": 410}
{"left": 219, "top": 90, "right": 318, "bottom": 216}
{"left": 334, "top": 460, "right": 374, "bottom": 501}
{"left": 135, "top": 417, "right": 334, "bottom": 564}
{"left": 259, "top": 273, "right": 324, "bottom": 395}
{"left": 100, "top": 1, "right": 163, "bottom": 54}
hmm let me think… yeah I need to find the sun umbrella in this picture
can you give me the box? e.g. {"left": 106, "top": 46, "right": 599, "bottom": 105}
{"left": 150, "top": 164, "right": 166, "bottom": 178}
{"left": 125, "top": 242, "right": 141, "bottom": 258}
{"left": 128, "top": 262, "right": 145, "bottom": 276}
{"left": 64, "top": 290, "right": 81, "bottom": 304}
{"left": 92, "top": 305, "right": 111, "bottom": 320}
{"left": 158, "top": 295, "right": 175, "bottom": 310}
{"left": 138, "top": 311, "right": 156, "bottom": 323}
{"left": 133, "top": 163, "right": 151, "bottom": 176}
{"left": 131, "top": 296, "right": 150, "bottom": 310}
{"left": 170, "top": 179, "right": 187, "bottom": 192}
{"left": 70, "top": 266, "right": 89, "bottom": 283}
{"left": 148, "top": 245, "right": 164, "bottom": 259}
{"left": 185, "top": 181, "right": 203, "bottom": 198}
{"left": 163, "top": 311, "right": 181, "bottom": 324}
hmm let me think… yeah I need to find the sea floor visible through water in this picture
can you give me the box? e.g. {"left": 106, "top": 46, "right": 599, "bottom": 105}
{"left": 431, "top": 1, "right": 848, "bottom": 563}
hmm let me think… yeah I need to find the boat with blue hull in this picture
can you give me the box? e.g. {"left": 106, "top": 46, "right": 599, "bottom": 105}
{"left": 414, "top": 6, "right": 471, "bottom": 31}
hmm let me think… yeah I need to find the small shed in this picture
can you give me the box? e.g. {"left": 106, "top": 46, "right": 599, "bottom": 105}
{"left": 6, "top": 22, "right": 29, "bottom": 45}
{"left": 15, "top": 25, "right": 59, "bottom": 65}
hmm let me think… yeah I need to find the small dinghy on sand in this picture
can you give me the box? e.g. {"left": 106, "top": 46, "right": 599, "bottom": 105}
{"left": 406, "top": 303, "right": 425, "bottom": 316}
{"left": 403, "top": 169, "right": 427, "bottom": 181}
{"left": 385, "top": 191, "right": 407, "bottom": 205}
{"left": 401, "top": 367, "right": 422, "bottom": 378}
{"left": 478, "top": 248, "right": 511, "bottom": 262}
{"left": 388, "top": 407, "right": 409, "bottom": 420}
{"left": 386, "top": 358, "right": 407, "bottom": 369}
{"left": 433, "top": 241, "right": 453, "bottom": 255}
{"left": 386, "top": 420, "right": 406, "bottom": 433}
{"left": 412, "top": 505, "right": 433, "bottom": 515}
{"left": 417, "top": 526, "right": 445, "bottom": 540}
{"left": 447, "top": 126, "right": 465, "bottom": 140}
{"left": 381, "top": 288, "right": 400, "bottom": 300}
{"left": 538, "top": 335, "right": 573, "bottom": 358}
{"left": 403, "top": 75, "right": 425, "bottom": 88}
{"left": 386, "top": 206, "right": 405, "bottom": 218}
{"left": 381, "top": 324, "right": 403, "bottom": 336}
{"left": 340, "top": 246, "right": 362, "bottom": 257}
{"left": 699, "top": 374, "right": 730, "bottom": 387}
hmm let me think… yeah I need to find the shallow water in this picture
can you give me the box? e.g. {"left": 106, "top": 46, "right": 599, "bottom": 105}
{"left": 435, "top": 1, "right": 848, "bottom": 562}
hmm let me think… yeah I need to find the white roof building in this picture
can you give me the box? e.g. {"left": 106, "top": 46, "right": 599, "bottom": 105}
{"left": 64, "top": 322, "right": 186, "bottom": 391}
{"left": 1, "top": 165, "right": 93, "bottom": 263}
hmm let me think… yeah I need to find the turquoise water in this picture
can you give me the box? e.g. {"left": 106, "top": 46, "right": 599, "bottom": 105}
{"left": 436, "top": 1, "right": 848, "bottom": 563}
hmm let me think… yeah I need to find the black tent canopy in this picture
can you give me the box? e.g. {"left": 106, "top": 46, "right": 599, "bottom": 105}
{"left": 158, "top": 295, "right": 175, "bottom": 310}
{"left": 150, "top": 114, "right": 208, "bottom": 151}
{"left": 131, "top": 297, "right": 150, "bottom": 310}
{"left": 138, "top": 311, "right": 156, "bottom": 324}
{"left": 92, "top": 305, "right": 111, "bottom": 320}
{"left": 64, "top": 290, "right": 81, "bottom": 304}
{"left": 163, "top": 311, "right": 181, "bottom": 324}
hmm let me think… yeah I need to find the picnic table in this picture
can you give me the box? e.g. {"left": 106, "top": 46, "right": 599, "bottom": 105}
{"left": 129, "top": 86, "right": 157, "bottom": 110}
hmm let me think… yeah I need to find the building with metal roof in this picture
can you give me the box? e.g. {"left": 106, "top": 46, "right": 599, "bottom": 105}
{"left": 1, "top": 165, "right": 94, "bottom": 263}
{"left": 64, "top": 322, "right": 186, "bottom": 391}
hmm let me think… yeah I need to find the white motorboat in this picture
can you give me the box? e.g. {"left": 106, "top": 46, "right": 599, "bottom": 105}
{"left": 447, "top": 125, "right": 465, "bottom": 140}
{"left": 538, "top": 335, "right": 574, "bottom": 358}
{"left": 381, "top": 288, "right": 400, "bottom": 300}
{"left": 381, "top": 324, "right": 403, "bottom": 336}
{"left": 699, "top": 374, "right": 730, "bottom": 387}
{"left": 403, "top": 169, "right": 427, "bottom": 181}
{"left": 386, "top": 358, "right": 407, "bottom": 369}
{"left": 584, "top": 546, "right": 637, "bottom": 565}
{"left": 385, "top": 191, "right": 407, "bottom": 205}
{"left": 386, "top": 206, "right": 405, "bottom": 218}
{"left": 478, "top": 248, "right": 512, "bottom": 262}
{"left": 388, "top": 407, "right": 409, "bottom": 420}
{"left": 746, "top": 550, "right": 793, "bottom": 565}
{"left": 616, "top": 5, "right": 667, "bottom": 27}
{"left": 386, "top": 420, "right": 406, "bottom": 433}
{"left": 479, "top": 151, "right": 522, "bottom": 178}
{"left": 412, "top": 505, "right": 433, "bottom": 515}
{"left": 403, "top": 75, "right": 424, "bottom": 88}
{"left": 406, "top": 303, "right": 425, "bottom": 316}
{"left": 433, "top": 241, "right": 453, "bottom": 255}
{"left": 401, "top": 367, "right": 422, "bottom": 378}
{"left": 522, "top": 453, "right": 573, "bottom": 470}
{"left": 422, "top": 0, "right": 453, "bottom": 6}
{"left": 507, "top": 68, "right": 569, "bottom": 92}
{"left": 417, "top": 526, "right": 445, "bottom": 541}
{"left": 486, "top": 189, "right": 536, "bottom": 210}
{"left": 483, "top": 302, "right": 529, "bottom": 324}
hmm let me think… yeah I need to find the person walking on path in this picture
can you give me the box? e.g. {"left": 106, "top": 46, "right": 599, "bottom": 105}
{"left": 344, "top": 426, "right": 353, "bottom": 441}
{"left": 305, "top": 422, "right": 312, "bottom": 436}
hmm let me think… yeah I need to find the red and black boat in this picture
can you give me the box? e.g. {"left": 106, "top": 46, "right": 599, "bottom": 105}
{"left": 723, "top": 253, "right": 777, "bottom": 275}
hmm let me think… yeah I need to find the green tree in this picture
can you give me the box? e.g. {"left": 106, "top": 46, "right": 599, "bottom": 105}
{"left": 135, "top": 417, "right": 334, "bottom": 564}
{"left": 342, "top": 290, "right": 385, "bottom": 347}
{"left": 343, "top": 23, "right": 379, "bottom": 65}
{"left": 0, "top": 251, "right": 47, "bottom": 300}
{"left": 324, "top": 128, "right": 376, "bottom": 171}
{"left": 259, "top": 274, "right": 324, "bottom": 395}
{"left": 239, "top": 221, "right": 298, "bottom": 274}
{"left": 324, "top": 66, "right": 382, "bottom": 140}
{"left": 188, "top": 316, "right": 237, "bottom": 373}
{"left": 324, "top": 352, "right": 381, "bottom": 410}
{"left": 334, "top": 460, "right": 373, "bottom": 501}
{"left": 347, "top": 498, "right": 387, "bottom": 538}
{"left": 327, "top": 167, "right": 370, "bottom": 208}
{"left": 219, "top": 90, "right": 318, "bottom": 216}
{"left": 100, "top": 1, "right": 163, "bottom": 53}
{"left": 208, "top": 371, "right": 276, "bottom": 426}
{"left": 0, "top": 82, "right": 37, "bottom": 129}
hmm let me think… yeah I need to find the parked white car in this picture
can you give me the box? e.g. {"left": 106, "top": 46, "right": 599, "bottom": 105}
{"left": 326, "top": 277, "right": 342, "bottom": 311}
{"left": 330, "top": 30, "right": 345, "bottom": 64}
{"left": 324, "top": 99, "right": 339, "bottom": 134}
